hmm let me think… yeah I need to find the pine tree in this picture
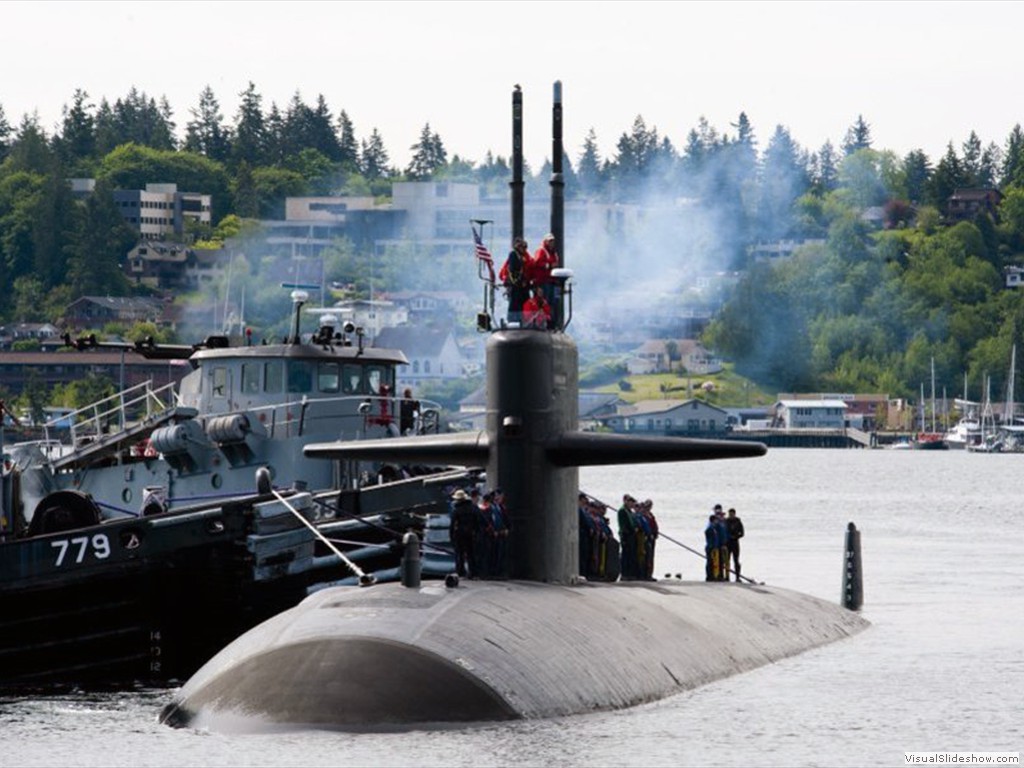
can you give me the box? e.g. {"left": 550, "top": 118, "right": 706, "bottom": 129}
{"left": 759, "top": 124, "right": 809, "bottom": 239}
{"left": 842, "top": 115, "right": 872, "bottom": 155}
{"left": 406, "top": 123, "right": 445, "bottom": 180}
{"left": 65, "top": 180, "right": 135, "bottom": 296}
{"left": 814, "top": 141, "right": 839, "bottom": 193}
{"left": 232, "top": 81, "right": 266, "bottom": 168}
{"left": 265, "top": 103, "right": 286, "bottom": 165}
{"left": 962, "top": 131, "right": 982, "bottom": 186}
{"left": 0, "top": 103, "right": 11, "bottom": 162}
{"left": 927, "top": 143, "right": 967, "bottom": 208}
{"left": 1001, "top": 124, "right": 1024, "bottom": 187}
{"left": 576, "top": 128, "right": 603, "bottom": 198}
{"left": 184, "top": 85, "right": 232, "bottom": 161}
{"left": 337, "top": 110, "right": 359, "bottom": 171}
{"left": 978, "top": 142, "right": 1000, "bottom": 188}
{"left": 901, "top": 149, "right": 932, "bottom": 204}
{"left": 55, "top": 89, "right": 95, "bottom": 166}
{"left": 360, "top": 128, "right": 390, "bottom": 180}
{"left": 308, "top": 94, "right": 341, "bottom": 162}
{"left": 233, "top": 160, "right": 259, "bottom": 218}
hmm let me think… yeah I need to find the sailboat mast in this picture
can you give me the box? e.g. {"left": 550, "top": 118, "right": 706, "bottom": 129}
{"left": 930, "top": 358, "right": 936, "bottom": 433}
{"left": 1005, "top": 344, "right": 1016, "bottom": 424}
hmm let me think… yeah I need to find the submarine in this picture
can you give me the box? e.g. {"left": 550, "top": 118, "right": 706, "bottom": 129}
{"left": 159, "top": 83, "right": 869, "bottom": 731}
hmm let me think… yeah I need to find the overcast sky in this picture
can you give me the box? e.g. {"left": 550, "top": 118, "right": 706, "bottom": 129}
{"left": 4, "top": 0, "right": 1023, "bottom": 171}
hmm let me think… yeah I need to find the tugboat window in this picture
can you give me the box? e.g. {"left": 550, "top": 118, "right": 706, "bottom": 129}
{"left": 287, "top": 362, "right": 312, "bottom": 393}
{"left": 343, "top": 365, "right": 362, "bottom": 394}
{"left": 212, "top": 367, "right": 228, "bottom": 398}
{"left": 241, "top": 363, "right": 260, "bottom": 394}
{"left": 317, "top": 362, "right": 340, "bottom": 393}
{"left": 264, "top": 361, "right": 283, "bottom": 394}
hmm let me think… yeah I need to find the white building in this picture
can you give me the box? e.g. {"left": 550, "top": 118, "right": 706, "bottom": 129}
{"left": 602, "top": 399, "right": 730, "bottom": 435}
{"left": 775, "top": 399, "right": 848, "bottom": 429}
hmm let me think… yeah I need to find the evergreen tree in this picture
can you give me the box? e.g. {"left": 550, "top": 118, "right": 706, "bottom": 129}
{"left": 813, "top": 141, "right": 840, "bottom": 193}
{"left": 233, "top": 160, "right": 259, "bottom": 218}
{"left": 232, "top": 81, "right": 267, "bottom": 168}
{"left": 0, "top": 103, "right": 11, "bottom": 162}
{"left": 842, "top": 114, "right": 872, "bottom": 155}
{"left": 55, "top": 89, "right": 95, "bottom": 167}
{"left": 1001, "top": 124, "right": 1024, "bottom": 187}
{"left": 337, "top": 110, "right": 359, "bottom": 171}
{"left": 264, "top": 102, "right": 287, "bottom": 165}
{"left": 978, "top": 142, "right": 1000, "bottom": 189}
{"left": 156, "top": 97, "right": 177, "bottom": 150}
{"left": 927, "top": 143, "right": 967, "bottom": 209}
{"left": 184, "top": 85, "right": 232, "bottom": 162}
{"left": 962, "top": 131, "right": 982, "bottom": 185}
{"left": 610, "top": 115, "right": 659, "bottom": 200}
{"left": 93, "top": 98, "right": 119, "bottom": 155}
{"left": 283, "top": 91, "right": 313, "bottom": 158}
{"left": 405, "top": 123, "right": 446, "bottom": 180}
{"left": 7, "top": 113, "right": 53, "bottom": 174}
{"left": 576, "top": 128, "right": 603, "bottom": 198}
{"left": 901, "top": 149, "right": 932, "bottom": 204}
{"left": 359, "top": 128, "right": 390, "bottom": 180}
{"left": 65, "top": 179, "right": 135, "bottom": 296}
{"left": 729, "top": 111, "right": 759, "bottom": 186}
{"left": 308, "top": 94, "right": 341, "bottom": 162}
{"left": 758, "top": 124, "right": 809, "bottom": 240}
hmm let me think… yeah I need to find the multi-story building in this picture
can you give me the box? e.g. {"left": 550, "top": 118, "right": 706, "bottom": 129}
{"left": 113, "top": 183, "right": 212, "bottom": 239}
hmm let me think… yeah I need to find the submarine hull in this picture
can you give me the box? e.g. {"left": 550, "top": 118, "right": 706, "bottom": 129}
{"left": 161, "top": 580, "right": 868, "bottom": 731}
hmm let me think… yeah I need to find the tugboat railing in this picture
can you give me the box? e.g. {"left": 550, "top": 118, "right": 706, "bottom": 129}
{"left": 242, "top": 395, "right": 444, "bottom": 439}
{"left": 41, "top": 380, "right": 181, "bottom": 452}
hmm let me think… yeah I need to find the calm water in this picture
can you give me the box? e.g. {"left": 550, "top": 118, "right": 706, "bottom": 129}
{"left": 3, "top": 449, "right": 1022, "bottom": 767}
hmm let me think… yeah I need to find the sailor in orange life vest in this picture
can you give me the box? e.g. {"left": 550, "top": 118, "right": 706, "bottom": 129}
{"left": 522, "top": 285, "right": 552, "bottom": 329}
{"left": 530, "top": 233, "right": 559, "bottom": 309}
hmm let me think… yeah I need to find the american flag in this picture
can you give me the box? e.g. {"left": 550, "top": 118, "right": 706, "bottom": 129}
{"left": 472, "top": 224, "right": 495, "bottom": 282}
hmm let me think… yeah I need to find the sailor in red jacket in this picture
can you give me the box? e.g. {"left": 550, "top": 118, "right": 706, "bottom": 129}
{"left": 530, "top": 234, "right": 558, "bottom": 297}
{"left": 522, "top": 285, "right": 552, "bottom": 329}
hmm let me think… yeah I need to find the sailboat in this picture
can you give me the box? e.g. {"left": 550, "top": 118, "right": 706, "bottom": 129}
{"left": 913, "top": 360, "right": 947, "bottom": 450}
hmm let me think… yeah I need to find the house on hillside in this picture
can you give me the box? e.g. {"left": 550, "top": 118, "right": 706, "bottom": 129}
{"left": 626, "top": 339, "right": 722, "bottom": 375}
{"left": 374, "top": 326, "right": 465, "bottom": 388}
{"left": 0, "top": 323, "right": 61, "bottom": 350}
{"left": 946, "top": 188, "right": 1002, "bottom": 222}
{"left": 63, "top": 296, "right": 168, "bottom": 330}
{"left": 124, "top": 241, "right": 228, "bottom": 290}
{"left": 601, "top": 398, "right": 730, "bottom": 436}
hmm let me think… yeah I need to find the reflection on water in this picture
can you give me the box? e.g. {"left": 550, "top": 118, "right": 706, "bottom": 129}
{"left": 4, "top": 450, "right": 1023, "bottom": 767}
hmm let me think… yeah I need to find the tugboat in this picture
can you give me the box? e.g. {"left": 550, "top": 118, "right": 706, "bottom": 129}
{"left": 0, "top": 292, "right": 472, "bottom": 691}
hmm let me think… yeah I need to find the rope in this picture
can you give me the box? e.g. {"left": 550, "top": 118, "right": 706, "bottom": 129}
{"left": 271, "top": 489, "right": 375, "bottom": 586}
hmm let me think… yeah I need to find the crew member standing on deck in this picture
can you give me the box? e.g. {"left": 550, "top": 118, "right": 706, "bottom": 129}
{"left": 714, "top": 506, "right": 730, "bottom": 581}
{"left": 726, "top": 507, "right": 745, "bottom": 582}
{"left": 618, "top": 495, "right": 638, "bottom": 580}
{"left": 449, "top": 489, "right": 479, "bottom": 579}
{"left": 529, "top": 234, "right": 559, "bottom": 326}
{"left": 399, "top": 387, "right": 419, "bottom": 436}
{"left": 704, "top": 514, "right": 720, "bottom": 581}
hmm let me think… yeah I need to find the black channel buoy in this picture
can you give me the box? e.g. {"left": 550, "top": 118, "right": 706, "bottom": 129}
{"left": 842, "top": 521, "right": 863, "bottom": 610}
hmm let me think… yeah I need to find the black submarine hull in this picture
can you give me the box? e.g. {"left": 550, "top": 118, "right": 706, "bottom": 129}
{"left": 161, "top": 579, "right": 868, "bottom": 730}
